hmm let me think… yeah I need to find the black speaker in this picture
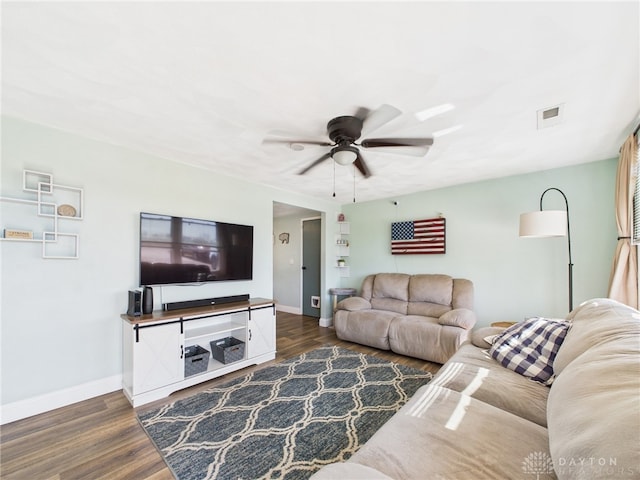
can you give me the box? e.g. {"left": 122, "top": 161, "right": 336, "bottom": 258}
{"left": 127, "top": 290, "right": 142, "bottom": 317}
{"left": 142, "top": 286, "right": 154, "bottom": 314}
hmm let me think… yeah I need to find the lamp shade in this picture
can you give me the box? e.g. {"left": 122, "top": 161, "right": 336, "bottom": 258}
{"left": 332, "top": 149, "right": 357, "bottom": 166}
{"left": 519, "top": 210, "right": 567, "bottom": 237}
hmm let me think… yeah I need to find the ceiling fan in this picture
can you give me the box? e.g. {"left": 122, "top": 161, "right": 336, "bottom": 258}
{"left": 263, "top": 104, "right": 433, "bottom": 178}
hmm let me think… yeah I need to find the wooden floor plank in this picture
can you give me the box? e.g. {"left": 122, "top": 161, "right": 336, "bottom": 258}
{"left": 0, "top": 312, "right": 440, "bottom": 479}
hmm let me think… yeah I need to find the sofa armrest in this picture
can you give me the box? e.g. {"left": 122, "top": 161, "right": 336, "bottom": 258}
{"left": 438, "top": 308, "right": 476, "bottom": 329}
{"left": 470, "top": 326, "right": 506, "bottom": 348}
{"left": 337, "top": 296, "right": 372, "bottom": 311}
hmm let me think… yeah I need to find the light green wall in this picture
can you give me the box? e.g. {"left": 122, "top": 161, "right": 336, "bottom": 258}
{"left": 273, "top": 214, "right": 306, "bottom": 310}
{"left": 339, "top": 159, "right": 618, "bottom": 325}
{"left": 0, "top": 115, "right": 619, "bottom": 409}
{"left": 0, "top": 116, "right": 340, "bottom": 406}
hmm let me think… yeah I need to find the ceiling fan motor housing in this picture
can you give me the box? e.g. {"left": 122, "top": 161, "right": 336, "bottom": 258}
{"left": 327, "top": 116, "right": 363, "bottom": 144}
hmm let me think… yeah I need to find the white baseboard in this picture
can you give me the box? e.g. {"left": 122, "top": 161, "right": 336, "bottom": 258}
{"left": 276, "top": 304, "right": 302, "bottom": 315}
{"left": 319, "top": 316, "right": 333, "bottom": 328}
{"left": 0, "top": 374, "right": 122, "bottom": 425}
{"left": 277, "top": 305, "right": 332, "bottom": 327}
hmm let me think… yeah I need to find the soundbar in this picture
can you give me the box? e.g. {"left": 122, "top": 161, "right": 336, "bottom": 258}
{"left": 163, "top": 294, "right": 250, "bottom": 312}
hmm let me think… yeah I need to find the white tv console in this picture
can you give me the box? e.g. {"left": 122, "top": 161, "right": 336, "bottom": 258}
{"left": 121, "top": 297, "right": 276, "bottom": 407}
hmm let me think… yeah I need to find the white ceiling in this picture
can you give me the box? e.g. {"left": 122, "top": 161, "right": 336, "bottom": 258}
{"left": 2, "top": 1, "right": 639, "bottom": 205}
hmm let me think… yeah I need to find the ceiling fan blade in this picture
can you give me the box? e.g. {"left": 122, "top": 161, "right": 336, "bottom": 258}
{"left": 360, "top": 104, "right": 402, "bottom": 137}
{"left": 361, "top": 137, "right": 432, "bottom": 157}
{"left": 354, "top": 107, "right": 371, "bottom": 121}
{"left": 298, "top": 152, "right": 332, "bottom": 175}
{"left": 361, "top": 137, "right": 434, "bottom": 148}
{"left": 263, "top": 138, "right": 332, "bottom": 148}
{"left": 363, "top": 145, "right": 430, "bottom": 157}
{"left": 354, "top": 152, "right": 372, "bottom": 178}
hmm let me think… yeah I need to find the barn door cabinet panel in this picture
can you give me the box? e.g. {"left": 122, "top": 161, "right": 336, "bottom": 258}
{"left": 248, "top": 304, "right": 276, "bottom": 358}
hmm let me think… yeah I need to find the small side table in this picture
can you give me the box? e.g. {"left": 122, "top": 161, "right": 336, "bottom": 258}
{"left": 491, "top": 321, "right": 517, "bottom": 328}
{"left": 329, "top": 287, "right": 357, "bottom": 314}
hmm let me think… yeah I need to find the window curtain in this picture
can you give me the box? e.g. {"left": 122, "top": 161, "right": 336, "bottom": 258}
{"left": 608, "top": 133, "right": 638, "bottom": 308}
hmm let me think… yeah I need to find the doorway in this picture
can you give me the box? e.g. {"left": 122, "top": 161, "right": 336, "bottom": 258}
{"left": 273, "top": 202, "right": 322, "bottom": 317}
{"left": 301, "top": 217, "right": 321, "bottom": 317}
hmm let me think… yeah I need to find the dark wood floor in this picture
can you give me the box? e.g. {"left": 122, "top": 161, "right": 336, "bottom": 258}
{"left": 0, "top": 312, "right": 440, "bottom": 480}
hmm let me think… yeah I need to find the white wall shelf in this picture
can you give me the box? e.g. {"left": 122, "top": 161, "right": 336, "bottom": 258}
{"left": 335, "top": 220, "right": 350, "bottom": 277}
{"left": 0, "top": 169, "right": 83, "bottom": 258}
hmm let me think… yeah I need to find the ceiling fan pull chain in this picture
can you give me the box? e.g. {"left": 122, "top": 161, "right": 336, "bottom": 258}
{"left": 332, "top": 161, "right": 336, "bottom": 198}
{"left": 353, "top": 164, "right": 356, "bottom": 203}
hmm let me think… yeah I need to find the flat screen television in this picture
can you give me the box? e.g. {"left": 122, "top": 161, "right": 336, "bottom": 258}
{"left": 139, "top": 212, "right": 253, "bottom": 286}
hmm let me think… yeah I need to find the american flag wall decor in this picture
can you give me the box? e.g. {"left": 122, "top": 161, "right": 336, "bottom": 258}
{"left": 391, "top": 217, "right": 446, "bottom": 255}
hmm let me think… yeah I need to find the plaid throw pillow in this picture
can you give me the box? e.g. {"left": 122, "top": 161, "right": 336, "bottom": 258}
{"left": 489, "top": 317, "right": 571, "bottom": 385}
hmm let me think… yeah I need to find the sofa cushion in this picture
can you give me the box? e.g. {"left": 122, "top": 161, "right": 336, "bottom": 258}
{"left": 547, "top": 298, "right": 640, "bottom": 480}
{"left": 489, "top": 317, "right": 570, "bottom": 385}
{"left": 389, "top": 315, "right": 468, "bottom": 364}
{"left": 334, "top": 309, "right": 396, "bottom": 350}
{"left": 554, "top": 297, "right": 640, "bottom": 375}
{"left": 452, "top": 277, "right": 475, "bottom": 310}
{"left": 435, "top": 343, "right": 550, "bottom": 427}
{"left": 359, "top": 274, "right": 376, "bottom": 301}
{"left": 406, "top": 301, "right": 450, "bottom": 317}
{"left": 372, "top": 273, "right": 410, "bottom": 300}
{"left": 345, "top": 384, "right": 551, "bottom": 480}
{"left": 408, "top": 274, "right": 452, "bottom": 305}
{"left": 438, "top": 308, "right": 476, "bottom": 329}
{"left": 370, "top": 273, "right": 410, "bottom": 314}
{"left": 370, "top": 297, "right": 408, "bottom": 315}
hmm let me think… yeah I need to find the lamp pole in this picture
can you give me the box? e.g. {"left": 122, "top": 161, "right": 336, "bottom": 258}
{"left": 539, "top": 187, "right": 573, "bottom": 311}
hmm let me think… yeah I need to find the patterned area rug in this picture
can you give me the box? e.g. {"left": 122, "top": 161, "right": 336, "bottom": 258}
{"left": 137, "top": 345, "right": 432, "bottom": 480}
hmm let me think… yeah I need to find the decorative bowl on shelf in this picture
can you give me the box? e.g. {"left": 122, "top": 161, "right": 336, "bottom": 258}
{"left": 57, "top": 204, "right": 77, "bottom": 217}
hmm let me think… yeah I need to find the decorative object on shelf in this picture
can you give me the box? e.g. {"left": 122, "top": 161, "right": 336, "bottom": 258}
{"left": 519, "top": 187, "right": 573, "bottom": 311}
{"left": 57, "top": 204, "right": 77, "bottom": 217}
{"left": 4, "top": 229, "right": 33, "bottom": 239}
{"left": 278, "top": 232, "right": 290, "bottom": 244}
{"left": 336, "top": 220, "right": 350, "bottom": 277}
{"left": 391, "top": 217, "right": 446, "bottom": 255}
{"left": 0, "top": 169, "right": 83, "bottom": 258}
{"left": 142, "top": 286, "right": 154, "bottom": 314}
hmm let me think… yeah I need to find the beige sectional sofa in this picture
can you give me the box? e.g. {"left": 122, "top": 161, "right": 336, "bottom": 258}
{"left": 335, "top": 273, "right": 476, "bottom": 364}
{"left": 313, "top": 298, "right": 640, "bottom": 479}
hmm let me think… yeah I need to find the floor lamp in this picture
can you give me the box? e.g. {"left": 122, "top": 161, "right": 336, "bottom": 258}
{"left": 519, "top": 187, "right": 573, "bottom": 312}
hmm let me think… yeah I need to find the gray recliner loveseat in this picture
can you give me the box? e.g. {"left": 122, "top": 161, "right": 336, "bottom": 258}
{"left": 334, "top": 273, "right": 476, "bottom": 364}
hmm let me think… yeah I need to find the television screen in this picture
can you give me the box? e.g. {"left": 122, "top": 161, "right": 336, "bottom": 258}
{"left": 139, "top": 213, "right": 253, "bottom": 286}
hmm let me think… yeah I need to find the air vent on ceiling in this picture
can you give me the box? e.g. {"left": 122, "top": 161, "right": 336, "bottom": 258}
{"left": 537, "top": 104, "right": 565, "bottom": 129}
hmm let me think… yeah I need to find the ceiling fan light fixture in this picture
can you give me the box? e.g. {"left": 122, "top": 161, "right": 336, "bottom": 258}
{"left": 332, "top": 146, "right": 358, "bottom": 166}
